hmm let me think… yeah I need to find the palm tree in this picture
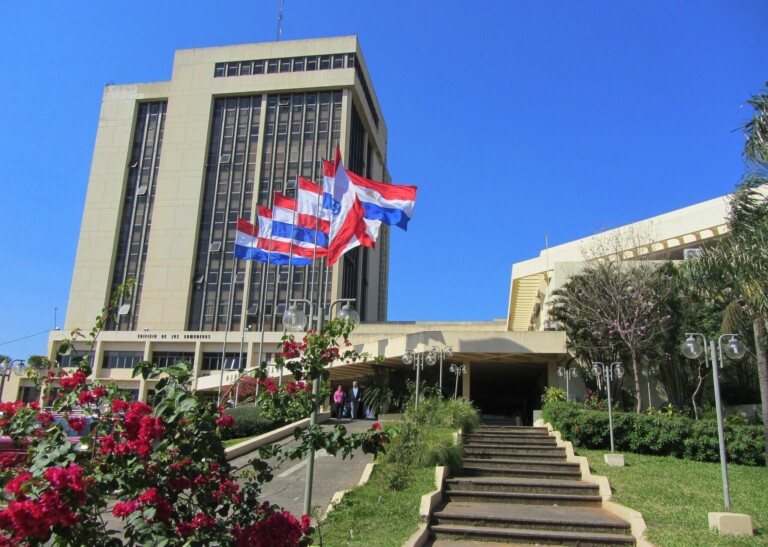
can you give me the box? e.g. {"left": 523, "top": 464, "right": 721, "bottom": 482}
{"left": 695, "top": 84, "right": 768, "bottom": 464}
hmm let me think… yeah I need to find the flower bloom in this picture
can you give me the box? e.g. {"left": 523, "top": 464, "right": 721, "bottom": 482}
{"left": 113, "top": 500, "right": 139, "bottom": 518}
{"left": 371, "top": 422, "right": 381, "bottom": 431}
{"left": 67, "top": 417, "right": 88, "bottom": 434}
{"left": 59, "top": 371, "right": 87, "bottom": 391}
{"left": 216, "top": 415, "right": 235, "bottom": 429}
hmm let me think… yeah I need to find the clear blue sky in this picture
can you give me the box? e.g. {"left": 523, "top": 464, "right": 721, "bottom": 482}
{"left": 1, "top": 1, "right": 766, "bottom": 361}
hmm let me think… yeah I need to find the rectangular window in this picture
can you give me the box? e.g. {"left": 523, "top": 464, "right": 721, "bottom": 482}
{"left": 267, "top": 59, "right": 278, "bottom": 74}
{"left": 102, "top": 351, "right": 144, "bottom": 370}
{"left": 152, "top": 352, "right": 195, "bottom": 368}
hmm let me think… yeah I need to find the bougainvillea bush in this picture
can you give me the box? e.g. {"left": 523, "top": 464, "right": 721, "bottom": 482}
{"left": 255, "top": 379, "right": 315, "bottom": 425}
{"left": 0, "top": 286, "right": 389, "bottom": 546}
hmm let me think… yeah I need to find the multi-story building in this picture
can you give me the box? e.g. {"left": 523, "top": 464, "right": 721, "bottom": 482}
{"left": 4, "top": 36, "right": 738, "bottom": 423}
{"left": 12, "top": 37, "right": 391, "bottom": 402}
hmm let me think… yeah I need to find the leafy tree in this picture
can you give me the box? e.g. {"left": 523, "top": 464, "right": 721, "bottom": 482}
{"left": 550, "top": 260, "right": 675, "bottom": 413}
{"left": 689, "top": 83, "right": 768, "bottom": 465}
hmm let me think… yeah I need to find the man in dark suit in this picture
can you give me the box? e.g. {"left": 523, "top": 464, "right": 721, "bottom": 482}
{"left": 348, "top": 381, "right": 363, "bottom": 420}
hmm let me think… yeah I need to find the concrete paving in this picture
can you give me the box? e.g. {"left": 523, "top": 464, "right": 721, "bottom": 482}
{"left": 229, "top": 417, "right": 379, "bottom": 519}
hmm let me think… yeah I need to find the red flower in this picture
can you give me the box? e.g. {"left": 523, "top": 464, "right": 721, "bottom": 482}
{"left": 92, "top": 387, "right": 106, "bottom": 398}
{"left": 113, "top": 500, "right": 139, "bottom": 518}
{"left": 59, "top": 370, "right": 87, "bottom": 391}
{"left": 371, "top": 422, "right": 381, "bottom": 431}
{"left": 111, "top": 399, "right": 131, "bottom": 414}
{"left": 36, "top": 411, "right": 54, "bottom": 427}
{"left": 4, "top": 472, "right": 32, "bottom": 497}
{"left": 67, "top": 417, "right": 87, "bottom": 434}
{"left": 77, "top": 391, "right": 97, "bottom": 405}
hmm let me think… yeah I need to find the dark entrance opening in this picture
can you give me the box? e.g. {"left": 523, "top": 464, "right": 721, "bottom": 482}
{"left": 469, "top": 362, "right": 546, "bottom": 425}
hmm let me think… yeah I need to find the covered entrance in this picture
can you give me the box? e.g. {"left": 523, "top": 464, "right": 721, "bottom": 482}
{"left": 469, "top": 361, "right": 546, "bottom": 425}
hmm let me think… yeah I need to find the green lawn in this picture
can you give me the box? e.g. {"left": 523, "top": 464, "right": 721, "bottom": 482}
{"left": 577, "top": 448, "right": 768, "bottom": 546}
{"left": 317, "top": 465, "right": 435, "bottom": 547}
{"left": 222, "top": 436, "right": 254, "bottom": 448}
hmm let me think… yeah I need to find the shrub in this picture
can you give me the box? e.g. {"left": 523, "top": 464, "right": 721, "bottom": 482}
{"left": 378, "top": 397, "right": 478, "bottom": 476}
{"left": 255, "top": 379, "right": 314, "bottom": 424}
{"left": 542, "top": 401, "right": 765, "bottom": 465}
{"left": 222, "top": 406, "right": 278, "bottom": 440}
{"left": 541, "top": 386, "right": 567, "bottom": 404}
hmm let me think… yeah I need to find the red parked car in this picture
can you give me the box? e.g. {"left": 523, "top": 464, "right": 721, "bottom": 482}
{"left": 0, "top": 415, "right": 95, "bottom": 468}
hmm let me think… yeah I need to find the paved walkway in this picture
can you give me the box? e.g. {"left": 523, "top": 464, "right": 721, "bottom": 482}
{"left": 229, "top": 417, "right": 378, "bottom": 519}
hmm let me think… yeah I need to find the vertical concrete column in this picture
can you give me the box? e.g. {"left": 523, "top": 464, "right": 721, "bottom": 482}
{"left": 139, "top": 341, "right": 152, "bottom": 402}
{"left": 461, "top": 360, "right": 471, "bottom": 400}
{"left": 91, "top": 340, "right": 104, "bottom": 379}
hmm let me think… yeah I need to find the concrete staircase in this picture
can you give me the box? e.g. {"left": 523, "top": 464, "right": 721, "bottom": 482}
{"left": 428, "top": 424, "right": 635, "bottom": 546}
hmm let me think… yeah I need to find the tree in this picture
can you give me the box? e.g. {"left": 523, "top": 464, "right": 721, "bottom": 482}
{"left": 690, "top": 83, "right": 768, "bottom": 465}
{"left": 550, "top": 260, "right": 675, "bottom": 413}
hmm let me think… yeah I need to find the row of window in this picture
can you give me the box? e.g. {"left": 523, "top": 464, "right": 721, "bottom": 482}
{"left": 97, "top": 351, "right": 272, "bottom": 370}
{"left": 214, "top": 53, "right": 355, "bottom": 78}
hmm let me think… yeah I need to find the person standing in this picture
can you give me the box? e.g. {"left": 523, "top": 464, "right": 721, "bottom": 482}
{"left": 332, "top": 385, "right": 346, "bottom": 420}
{"left": 348, "top": 381, "right": 363, "bottom": 420}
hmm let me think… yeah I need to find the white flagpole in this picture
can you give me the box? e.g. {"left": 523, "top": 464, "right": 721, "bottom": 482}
{"left": 255, "top": 219, "right": 273, "bottom": 405}
{"left": 217, "top": 257, "right": 238, "bottom": 406}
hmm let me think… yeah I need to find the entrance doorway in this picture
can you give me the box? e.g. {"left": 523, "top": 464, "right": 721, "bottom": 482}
{"left": 469, "top": 362, "right": 546, "bottom": 425}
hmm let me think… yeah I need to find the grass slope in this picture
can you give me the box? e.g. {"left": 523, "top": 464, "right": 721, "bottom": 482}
{"left": 317, "top": 465, "right": 434, "bottom": 547}
{"left": 578, "top": 448, "right": 768, "bottom": 546}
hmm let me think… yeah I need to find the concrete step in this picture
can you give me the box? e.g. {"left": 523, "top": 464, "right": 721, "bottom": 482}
{"left": 464, "top": 457, "right": 581, "bottom": 472}
{"left": 468, "top": 431, "right": 552, "bottom": 441}
{"left": 464, "top": 436, "right": 558, "bottom": 447}
{"left": 463, "top": 465, "right": 583, "bottom": 481}
{"left": 464, "top": 447, "right": 566, "bottom": 458}
{"left": 432, "top": 502, "right": 632, "bottom": 536}
{"left": 445, "top": 489, "right": 603, "bottom": 507}
{"left": 475, "top": 426, "right": 550, "bottom": 433}
{"left": 446, "top": 477, "right": 600, "bottom": 497}
{"left": 431, "top": 523, "right": 635, "bottom": 546}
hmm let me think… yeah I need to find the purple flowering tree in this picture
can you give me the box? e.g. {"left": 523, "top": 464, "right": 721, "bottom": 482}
{"left": 551, "top": 260, "right": 675, "bottom": 413}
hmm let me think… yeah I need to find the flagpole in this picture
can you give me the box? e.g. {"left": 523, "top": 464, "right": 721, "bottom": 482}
{"left": 218, "top": 257, "right": 238, "bottom": 406}
{"left": 255, "top": 242, "right": 272, "bottom": 406}
{"left": 308, "top": 175, "right": 323, "bottom": 326}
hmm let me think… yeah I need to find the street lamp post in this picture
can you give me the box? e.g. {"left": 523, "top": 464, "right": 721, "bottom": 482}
{"left": 0, "top": 360, "right": 26, "bottom": 402}
{"left": 233, "top": 326, "right": 251, "bottom": 404}
{"left": 282, "top": 297, "right": 359, "bottom": 518}
{"left": 641, "top": 366, "right": 658, "bottom": 410}
{"left": 402, "top": 349, "right": 437, "bottom": 411}
{"left": 557, "top": 366, "right": 579, "bottom": 400}
{"left": 681, "top": 333, "right": 745, "bottom": 512}
{"left": 449, "top": 363, "right": 466, "bottom": 399}
{"left": 431, "top": 346, "right": 453, "bottom": 396}
{"left": 591, "top": 361, "right": 624, "bottom": 453}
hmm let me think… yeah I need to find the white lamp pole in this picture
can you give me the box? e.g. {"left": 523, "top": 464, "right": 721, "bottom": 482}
{"left": 0, "top": 360, "right": 26, "bottom": 402}
{"left": 591, "top": 361, "right": 624, "bottom": 453}
{"left": 641, "top": 366, "right": 658, "bottom": 410}
{"left": 557, "top": 366, "right": 579, "bottom": 400}
{"left": 681, "top": 333, "right": 746, "bottom": 512}
{"left": 402, "top": 349, "right": 437, "bottom": 411}
{"left": 283, "top": 297, "right": 359, "bottom": 518}
{"left": 449, "top": 363, "right": 466, "bottom": 399}
{"left": 432, "top": 346, "right": 453, "bottom": 396}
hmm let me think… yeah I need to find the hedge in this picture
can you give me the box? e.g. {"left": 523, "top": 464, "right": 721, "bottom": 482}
{"left": 221, "top": 406, "right": 280, "bottom": 440}
{"left": 542, "top": 401, "right": 765, "bottom": 466}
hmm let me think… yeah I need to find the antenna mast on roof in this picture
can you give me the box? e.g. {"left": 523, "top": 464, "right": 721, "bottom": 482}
{"left": 276, "top": 0, "right": 284, "bottom": 41}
